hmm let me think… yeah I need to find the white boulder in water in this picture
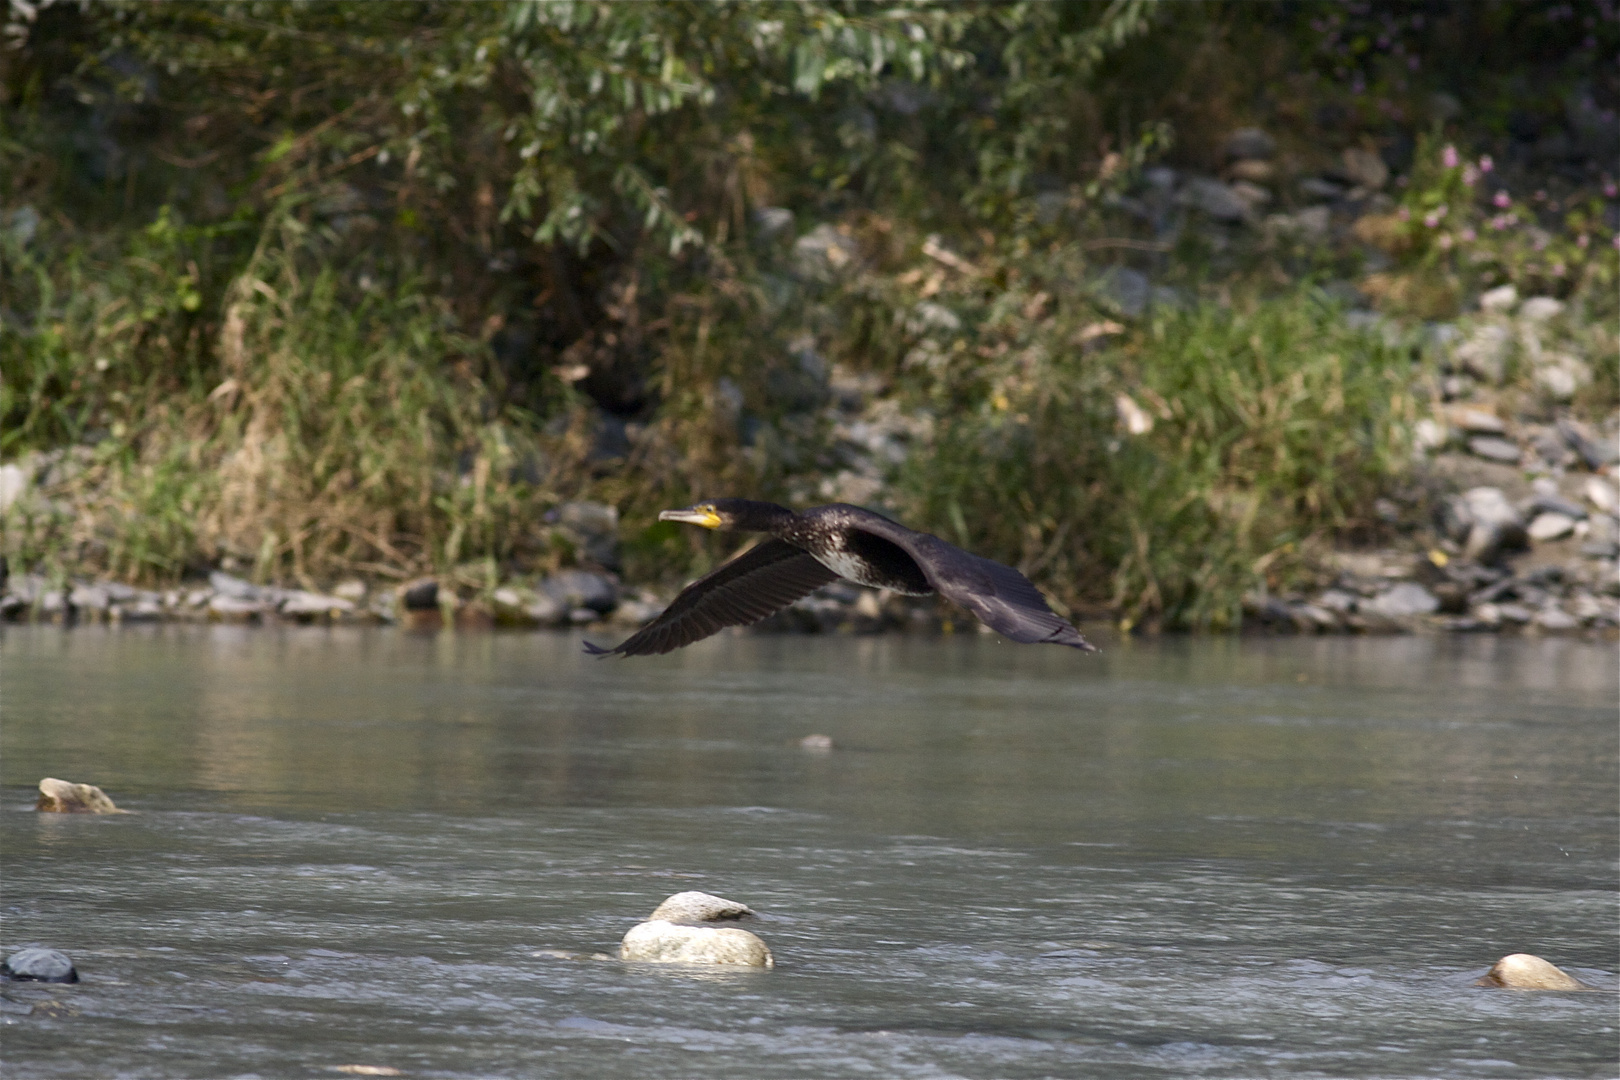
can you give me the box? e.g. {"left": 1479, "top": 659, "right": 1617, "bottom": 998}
{"left": 619, "top": 921, "right": 774, "bottom": 968}
{"left": 647, "top": 891, "right": 758, "bottom": 924}
{"left": 1475, "top": 953, "right": 1590, "bottom": 991}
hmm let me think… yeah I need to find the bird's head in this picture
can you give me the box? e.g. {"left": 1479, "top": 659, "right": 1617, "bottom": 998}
{"left": 659, "top": 501, "right": 728, "bottom": 530}
{"left": 657, "top": 499, "right": 791, "bottom": 532}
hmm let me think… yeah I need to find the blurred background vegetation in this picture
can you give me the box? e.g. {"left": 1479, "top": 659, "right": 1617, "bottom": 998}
{"left": 2, "top": 0, "right": 1616, "bottom": 627}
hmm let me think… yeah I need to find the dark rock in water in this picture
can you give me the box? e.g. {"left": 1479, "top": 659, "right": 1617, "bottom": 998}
{"left": 2, "top": 948, "right": 78, "bottom": 983}
{"left": 400, "top": 578, "right": 440, "bottom": 611}
{"left": 36, "top": 777, "right": 125, "bottom": 814}
{"left": 541, "top": 569, "right": 618, "bottom": 614}
{"left": 648, "top": 891, "right": 758, "bottom": 924}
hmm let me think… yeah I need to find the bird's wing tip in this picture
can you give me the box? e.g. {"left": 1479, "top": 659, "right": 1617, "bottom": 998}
{"left": 581, "top": 640, "right": 617, "bottom": 657}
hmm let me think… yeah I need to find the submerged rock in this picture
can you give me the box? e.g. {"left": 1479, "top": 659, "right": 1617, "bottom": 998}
{"left": 648, "top": 891, "right": 758, "bottom": 924}
{"left": 2, "top": 947, "right": 78, "bottom": 983}
{"left": 1476, "top": 953, "right": 1591, "bottom": 991}
{"left": 619, "top": 921, "right": 774, "bottom": 968}
{"left": 36, "top": 777, "right": 125, "bottom": 814}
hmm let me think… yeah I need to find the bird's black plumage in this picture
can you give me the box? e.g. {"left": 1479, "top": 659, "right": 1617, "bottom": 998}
{"left": 585, "top": 499, "right": 1096, "bottom": 656}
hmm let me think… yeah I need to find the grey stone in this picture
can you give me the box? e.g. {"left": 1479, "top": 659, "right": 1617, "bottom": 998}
{"left": 1223, "top": 128, "right": 1275, "bottom": 161}
{"left": 525, "top": 593, "right": 568, "bottom": 626}
{"left": 1298, "top": 177, "right": 1346, "bottom": 201}
{"left": 1518, "top": 297, "right": 1565, "bottom": 323}
{"left": 543, "top": 569, "right": 618, "bottom": 614}
{"left": 1468, "top": 436, "right": 1522, "bottom": 464}
{"left": 278, "top": 591, "right": 355, "bottom": 617}
{"left": 208, "top": 594, "right": 267, "bottom": 620}
{"left": 1096, "top": 267, "right": 1150, "bottom": 318}
{"left": 1527, "top": 513, "right": 1578, "bottom": 542}
{"left": 208, "top": 571, "right": 261, "bottom": 600}
{"left": 1451, "top": 488, "right": 1522, "bottom": 566}
{"left": 0, "top": 462, "right": 30, "bottom": 512}
{"left": 1339, "top": 147, "right": 1388, "bottom": 190}
{"left": 1534, "top": 606, "right": 1579, "bottom": 632}
{"left": 1442, "top": 487, "right": 1526, "bottom": 542}
{"left": 1180, "top": 177, "right": 1251, "bottom": 222}
{"left": 1534, "top": 359, "right": 1586, "bottom": 401}
{"left": 119, "top": 600, "right": 165, "bottom": 623}
{"left": 1495, "top": 602, "right": 1534, "bottom": 624}
{"left": 1526, "top": 492, "right": 1587, "bottom": 520}
{"left": 1229, "top": 180, "right": 1271, "bottom": 209}
{"left": 68, "top": 585, "right": 109, "bottom": 611}
{"left": 1316, "top": 589, "right": 1359, "bottom": 614}
{"left": 619, "top": 921, "right": 773, "bottom": 968}
{"left": 1448, "top": 407, "right": 1505, "bottom": 435}
{"left": 333, "top": 579, "right": 368, "bottom": 602}
{"left": 1560, "top": 419, "right": 1618, "bottom": 469}
{"left": 793, "top": 223, "right": 858, "bottom": 279}
{"left": 550, "top": 501, "right": 622, "bottom": 569}
{"left": 1585, "top": 477, "right": 1618, "bottom": 515}
{"left": 1453, "top": 324, "right": 1511, "bottom": 384}
{"left": 1478, "top": 284, "right": 1518, "bottom": 314}
{"left": 648, "top": 891, "right": 758, "bottom": 925}
{"left": 2, "top": 948, "right": 77, "bottom": 984}
{"left": 1369, "top": 582, "right": 1439, "bottom": 618}
{"left": 753, "top": 206, "right": 794, "bottom": 239}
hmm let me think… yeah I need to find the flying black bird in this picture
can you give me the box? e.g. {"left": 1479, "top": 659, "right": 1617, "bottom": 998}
{"left": 584, "top": 499, "right": 1096, "bottom": 657}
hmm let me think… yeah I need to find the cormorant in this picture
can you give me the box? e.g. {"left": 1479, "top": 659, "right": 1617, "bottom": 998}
{"left": 584, "top": 499, "right": 1096, "bottom": 656}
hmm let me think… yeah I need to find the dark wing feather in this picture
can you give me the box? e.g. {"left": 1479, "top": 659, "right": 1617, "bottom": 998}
{"left": 842, "top": 514, "right": 1097, "bottom": 651}
{"left": 584, "top": 538, "right": 839, "bottom": 657}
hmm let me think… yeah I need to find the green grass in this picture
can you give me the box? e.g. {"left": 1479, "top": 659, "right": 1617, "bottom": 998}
{"left": 897, "top": 287, "right": 1420, "bottom": 630}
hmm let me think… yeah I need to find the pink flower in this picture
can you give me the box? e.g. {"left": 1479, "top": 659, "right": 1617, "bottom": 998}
{"left": 1397, "top": 206, "right": 1411, "bottom": 221}
{"left": 1438, "top": 233, "right": 1454, "bottom": 251}
{"left": 1492, "top": 191, "right": 1511, "bottom": 208}
{"left": 1551, "top": 262, "right": 1565, "bottom": 276}
{"left": 1423, "top": 206, "right": 1448, "bottom": 228}
{"left": 1462, "top": 165, "right": 1479, "bottom": 187}
{"left": 1577, "top": 233, "right": 1590, "bottom": 249}
{"left": 1605, "top": 181, "right": 1619, "bottom": 198}
{"left": 1478, "top": 155, "right": 1493, "bottom": 173}
{"left": 1461, "top": 228, "right": 1477, "bottom": 242}
{"left": 1442, "top": 145, "right": 1459, "bottom": 169}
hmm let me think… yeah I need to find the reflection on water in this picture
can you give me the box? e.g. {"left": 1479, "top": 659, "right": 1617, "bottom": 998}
{"left": 2, "top": 626, "right": 1616, "bottom": 1078}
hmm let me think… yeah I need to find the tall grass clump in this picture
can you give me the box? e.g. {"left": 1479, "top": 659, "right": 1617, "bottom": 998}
{"left": 2, "top": 210, "right": 566, "bottom": 588}
{"left": 900, "top": 288, "right": 1419, "bottom": 630}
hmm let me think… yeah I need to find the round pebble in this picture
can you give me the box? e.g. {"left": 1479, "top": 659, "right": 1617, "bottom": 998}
{"left": 2, "top": 948, "right": 78, "bottom": 983}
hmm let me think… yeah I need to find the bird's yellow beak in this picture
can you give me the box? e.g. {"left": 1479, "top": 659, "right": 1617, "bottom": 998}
{"left": 659, "top": 504, "right": 723, "bottom": 529}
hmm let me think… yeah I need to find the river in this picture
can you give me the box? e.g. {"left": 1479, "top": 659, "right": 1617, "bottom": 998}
{"left": 2, "top": 625, "right": 1615, "bottom": 1078}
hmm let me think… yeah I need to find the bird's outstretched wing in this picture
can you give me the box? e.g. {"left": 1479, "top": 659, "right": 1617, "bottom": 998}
{"left": 584, "top": 538, "right": 839, "bottom": 657}
{"left": 845, "top": 516, "right": 1097, "bottom": 651}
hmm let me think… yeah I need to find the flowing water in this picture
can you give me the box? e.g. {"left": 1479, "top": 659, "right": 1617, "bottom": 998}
{"left": 2, "top": 625, "right": 1616, "bottom": 1079}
